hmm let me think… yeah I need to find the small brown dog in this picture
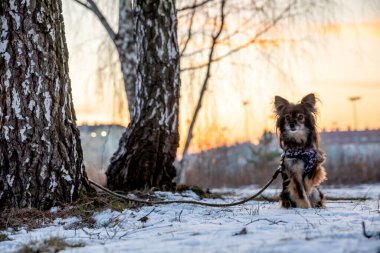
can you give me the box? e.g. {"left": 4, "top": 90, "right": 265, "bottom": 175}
{"left": 274, "top": 93, "right": 327, "bottom": 208}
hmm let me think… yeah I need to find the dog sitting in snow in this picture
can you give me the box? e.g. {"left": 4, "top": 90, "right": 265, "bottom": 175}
{"left": 274, "top": 93, "right": 327, "bottom": 208}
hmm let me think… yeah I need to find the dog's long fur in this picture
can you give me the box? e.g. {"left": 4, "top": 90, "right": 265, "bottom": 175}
{"left": 274, "top": 93, "right": 327, "bottom": 208}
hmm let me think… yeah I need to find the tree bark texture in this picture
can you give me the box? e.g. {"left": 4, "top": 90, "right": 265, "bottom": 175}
{"left": 0, "top": 0, "right": 92, "bottom": 210}
{"left": 107, "top": 0, "right": 180, "bottom": 191}
{"left": 116, "top": 0, "right": 137, "bottom": 119}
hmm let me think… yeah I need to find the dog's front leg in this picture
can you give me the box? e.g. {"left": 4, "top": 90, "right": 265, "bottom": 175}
{"left": 285, "top": 159, "right": 311, "bottom": 208}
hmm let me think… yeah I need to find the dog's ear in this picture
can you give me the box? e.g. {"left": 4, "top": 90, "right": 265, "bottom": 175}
{"left": 301, "top": 93, "right": 316, "bottom": 113}
{"left": 274, "top": 96, "right": 289, "bottom": 115}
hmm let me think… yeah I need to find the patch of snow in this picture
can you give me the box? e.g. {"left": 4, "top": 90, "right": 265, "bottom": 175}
{"left": 93, "top": 209, "right": 121, "bottom": 228}
{"left": 50, "top": 206, "right": 61, "bottom": 213}
{"left": 323, "top": 184, "right": 380, "bottom": 199}
{"left": 1, "top": 185, "right": 379, "bottom": 253}
{"left": 53, "top": 217, "right": 80, "bottom": 226}
{"left": 221, "top": 184, "right": 380, "bottom": 201}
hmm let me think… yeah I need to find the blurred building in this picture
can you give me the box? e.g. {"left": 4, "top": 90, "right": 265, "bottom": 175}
{"left": 79, "top": 124, "right": 125, "bottom": 184}
{"left": 79, "top": 125, "right": 380, "bottom": 186}
{"left": 321, "top": 129, "right": 380, "bottom": 145}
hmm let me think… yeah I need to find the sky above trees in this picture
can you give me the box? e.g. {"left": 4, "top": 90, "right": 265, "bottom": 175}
{"left": 62, "top": 0, "right": 380, "bottom": 153}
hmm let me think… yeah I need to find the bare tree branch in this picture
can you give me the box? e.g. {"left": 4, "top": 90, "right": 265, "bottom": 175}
{"left": 72, "top": 0, "right": 92, "bottom": 11}
{"left": 180, "top": 0, "right": 197, "bottom": 57}
{"left": 177, "top": 0, "right": 215, "bottom": 12}
{"left": 181, "top": 0, "right": 227, "bottom": 169}
{"left": 73, "top": 0, "right": 117, "bottom": 44}
{"left": 181, "top": 0, "right": 297, "bottom": 72}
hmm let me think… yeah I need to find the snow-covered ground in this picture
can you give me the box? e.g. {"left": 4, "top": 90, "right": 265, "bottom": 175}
{"left": 1, "top": 184, "right": 379, "bottom": 253}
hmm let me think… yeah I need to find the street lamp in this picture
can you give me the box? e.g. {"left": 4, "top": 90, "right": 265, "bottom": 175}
{"left": 242, "top": 100, "right": 250, "bottom": 141}
{"left": 348, "top": 96, "right": 361, "bottom": 130}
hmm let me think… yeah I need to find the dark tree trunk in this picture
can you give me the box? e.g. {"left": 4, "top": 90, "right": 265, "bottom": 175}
{"left": 116, "top": 0, "right": 137, "bottom": 119}
{"left": 106, "top": 0, "right": 180, "bottom": 191}
{"left": 0, "top": 0, "right": 92, "bottom": 210}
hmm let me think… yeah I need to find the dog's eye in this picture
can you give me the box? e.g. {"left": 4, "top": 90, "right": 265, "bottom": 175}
{"left": 285, "top": 114, "right": 290, "bottom": 121}
{"left": 298, "top": 114, "right": 304, "bottom": 121}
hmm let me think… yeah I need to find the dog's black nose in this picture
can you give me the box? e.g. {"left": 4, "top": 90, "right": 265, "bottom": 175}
{"left": 289, "top": 123, "right": 295, "bottom": 129}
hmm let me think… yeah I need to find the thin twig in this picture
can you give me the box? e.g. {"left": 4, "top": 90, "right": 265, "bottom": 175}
{"left": 181, "top": 0, "right": 227, "bottom": 164}
{"left": 180, "top": 0, "right": 197, "bottom": 57}
{"left": 73, "top": 0, "right": 117, "bottom": 43}
{"left": 362, "top": 221, "right": 373, "bottom": 239}
{"left": 178, "top": 209, "right": 183, "bottom": 222}
{"left": 295, "top": 209, "right": 315, "bottom": 229}
{"left": 180, "top": 0, "right": 297, "bottom": 72}
{"left": 245, "top": 218, "right": 287, "bottom": 226}
{"left": 72, "top": 0, "right": 92, "bottom": 11}
{"left": 137, "top": 208, "right": 155, "bottom": 222}
{"left": 177, "top": 0, "right": 215, "bottom": 12}
{"left": 88, "top": 165, "right": 281, "bottom": 208}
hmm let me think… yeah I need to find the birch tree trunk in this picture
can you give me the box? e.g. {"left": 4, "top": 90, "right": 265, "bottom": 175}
{"left": 115, "top": 0, "right": 137, "bottom": 118}
{"left": 0, "top": 0, "right": 92, "bottom": 210}
{"left": 106, "top": 0, "right": 180, "bottom": 191}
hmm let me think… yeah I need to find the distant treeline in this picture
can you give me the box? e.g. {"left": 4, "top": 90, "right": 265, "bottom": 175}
{"left": 80, "top": 126, "right": 380, "bottom": 187}
{"left": 184, "top": 135, "right": 380, "bottom": 188}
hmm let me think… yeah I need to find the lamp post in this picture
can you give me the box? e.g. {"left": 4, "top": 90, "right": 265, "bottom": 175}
{"left": 348, "top": 96, "right": 361, "bottom": 130}
{"left": 242, "top": 100, "right": 250, "bottom": 141}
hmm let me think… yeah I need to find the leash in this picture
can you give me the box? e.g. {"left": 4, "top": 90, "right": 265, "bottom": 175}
{"left": 88, "top": 164, "right": 283, "bottom": 207}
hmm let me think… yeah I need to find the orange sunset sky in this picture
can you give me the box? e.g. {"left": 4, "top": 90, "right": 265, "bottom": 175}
{"left": 62, "top": 0, "right": 380, "bottom": 153}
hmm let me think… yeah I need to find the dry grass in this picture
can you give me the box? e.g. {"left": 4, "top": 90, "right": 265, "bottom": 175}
{"left": 17, "top": 236, "right": 84, "bottom": 253}
{"left": 0, "top": 232, "right": 11, "bottom": 242}
{"left": 0, "top": 185, "right": 233, "bottom": 232}
{"left": 0, "top": 192, "right": 141, "bottom": 231}
{"left": 175, "top": 184, "right": 224, "bottom": 199}
{"left": 0, "top": 185, "right": 228, "bottom": 232}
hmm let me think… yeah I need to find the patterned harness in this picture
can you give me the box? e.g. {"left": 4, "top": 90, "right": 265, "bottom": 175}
{"left": 282, "top": 148, "right": 322, "bottom": 178}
